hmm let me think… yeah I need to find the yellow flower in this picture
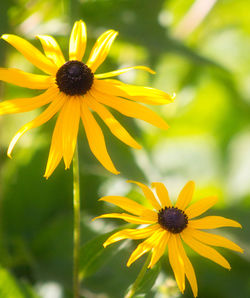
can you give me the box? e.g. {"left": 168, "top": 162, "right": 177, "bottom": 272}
{"left": 0, "top": 20, "right": 173, "bottom": 178}
{"left": 96, "top": 181, "right": 243, "bottom": 297}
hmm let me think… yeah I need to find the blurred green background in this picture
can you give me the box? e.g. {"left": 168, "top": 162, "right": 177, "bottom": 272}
{"left": 0, "top": 0, "right": 250, "bottom": 297}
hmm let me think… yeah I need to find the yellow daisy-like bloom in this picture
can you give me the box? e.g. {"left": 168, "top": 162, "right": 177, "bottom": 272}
{"left": 0, "top": 20, "right": 173, "bottom": 178}
{"left": 96, "top": 181, "right": 243, "bottom": 297}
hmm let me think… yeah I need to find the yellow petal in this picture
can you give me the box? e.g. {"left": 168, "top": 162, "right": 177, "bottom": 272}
{"left": 7, "top": 94, "right": 66, "bottom": 157}
{"left": 181, "top": 229, "right": 231, "bottom": 269}
{"left": 127, "top": 180, "right": 162, "bottom": 211}
{"left": 94, "top": 79, "right": 174, "bottom": 105}
{"left": 103, "top": 225, "right": 160, "bottom": 247}
{"left": 69, "top": 20, "right": 87, "bottom": 61}
{"left": 36, "top": 35, "right": 65, "bottom": 67}
{"left": 190, "top": 229, "right": 243, "bottom": 253}
{"left": 94, "top": 213, "right": 157, "bottom": 225}
{"left": 189, "top": 216, "right": 242, "bottom": 229}
{"left": 61, "top": 97, "right": 80, "bottom": 169}
{"left": 44, "top": 108, "right": 64, "bottom": 179}
{"left": 1, "top": 34, "right": 57, "bottom": 74}
{"left": 85, "top": 95, "right": 141, "bottom": 149}
{"left": 86, "top": 30, "right": 118, "bottom": 72}
{"left": 99, "top": 196, "right": 151, "bottom": 216}
{"left": 80, "top": 99, "right": 119, "bottom": 174}
{"left": 127, "top": 229, "right": 162, "bottom": 267}
{"left": 0, "top": 68, "right": 51, "bottom": 89}
{"left": 91, "top": 88, "right": 169, "bottom": 129}
{"left": 176, "top": 235, "right": 198, "bottom": 298}
{"left": 175, "top": 181, "right": 195, "bottom": 210}
{"left": 0, "top": 87, "right": 58, "bottom": 115}
{"left": 148, "top": 230, "right": 170, "bottom": 268}
{"left": 168, "top": 235, "right": 186, "bottom": 293}
{"left": 185, "top": 196, "right": 218, "bottom": 219}
{"left": 94, "top": 66, "right": 155, "bottom": 79}
{"left": 151, "top": 182, "right": 172, "bottom": 208}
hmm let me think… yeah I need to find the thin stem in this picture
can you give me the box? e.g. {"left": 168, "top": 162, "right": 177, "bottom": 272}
{"left": 73, "top": 144, "right": 80, "bottom": 298}
{"left": 125, "top": 253, "right": 151, "bottom": 298}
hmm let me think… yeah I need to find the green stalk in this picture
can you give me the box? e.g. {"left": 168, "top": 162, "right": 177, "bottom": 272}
{"left": 73, "top": 144, "right": 80, "bottom": 298}
{"left": 125, "top": 253, "right": 151, "bottom": 298}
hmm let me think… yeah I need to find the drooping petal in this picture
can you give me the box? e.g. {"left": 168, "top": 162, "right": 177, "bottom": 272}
{"left": 99, "top": 195, "right": 152, "bottom": 216}
{"left": 94, "top": 79, "right": 174, "bottom": 105}
{"left": 69, "top": 20, "right": 87, "bottom": 61}
{"left": 85, "top": 95, "right": 141, "bottom": 149}
{"left": 7, "top": 94, "right": 66, "bottom": 157}
{"left": 94, "top": 66, "right": 155, "bottom": 79}
{"left": 176, "top": 235, "right": 198, "bottom": 298}
{"left": 0, "top": 87, "right": 58, "bottom": 115}
{"left": 175, "top": 181, "right": 195, "bottom": 210}
{"left": 1, "top": 34, "right": 57, "bottom": 74}
{"left": 168, "top": 235, "right": 186, "bottom": 293}
{"left": 44, "top": 108, "right": 64, "bottom": 178}
{"left": 36, "top": 35, "right": 65, "bottom": 67}
{"left": 86, "top": 30, "right": 118, "bottom": 72}
{"left": 185, "top": 196, "right": 218, "bottom": 219}
{"left": 148, "top": 230, "right": 170, "bottom": 268}
{"left": 190, "top": 229, "right": 243, "bottom": 253}
{"left": 127, "top": 229, "right": 163, "bottom": 267}
{"left": 60, "top": 97, "right": 80, "bottom": 169}
{"left": 80, "top": 99, "right": 119, "bottom": 174}
{"left": 94, "top": 213, "right": 157, "bottom": 225}
{"left": 0, "top": 68, "right": 52, "bottom": 89}
{"left": 127, "top": 180, "right": 162, "bottom": 211}
{"left": 91, "top": 89, "right": 169, "bottom": 130}
{"left": 189, "top": 216, "right": 242, "bottom": 229}
{"left": 151, "top": 182, "right": 172, "bottom": 208}
{"left": 181, "top": 229, "right": 231, "bottom": 269}
{"left": 103, "top": 225, "right": 160, "bottom": 247}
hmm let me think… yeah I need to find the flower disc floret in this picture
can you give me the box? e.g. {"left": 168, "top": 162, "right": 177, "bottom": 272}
{"left": 56, "top": 60, "right": 94, "bottom": 95}
{"left": 158, "top": 207, "right": 188, "bottom": 233}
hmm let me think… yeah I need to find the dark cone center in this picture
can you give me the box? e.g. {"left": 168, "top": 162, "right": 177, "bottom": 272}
{"left": 158, "top": 207, "right": 188, "bottom": 233}
{"left": 56, "top": 60, "right": 94, "bottom": 96}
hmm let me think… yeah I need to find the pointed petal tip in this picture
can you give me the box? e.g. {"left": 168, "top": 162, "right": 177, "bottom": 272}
{"left": 1, "top": 34, "right": 8, "bottom": 40}
{"left": 172, "top": 92, "right": 177, "bottom": 100}
{"left": 163, "top": 122, "right": 170, "bottom": 130}
{"left": 43, "top": 172, "right": 50, "bottom": 180}
{"left": 126, "top": 179, "right": 136, "bottom": 184}
{"left": 126, "top": 261, "right": 132, "bottom": 267}
{"left": 111, "top": 168, "right": 120, "bottom": 175}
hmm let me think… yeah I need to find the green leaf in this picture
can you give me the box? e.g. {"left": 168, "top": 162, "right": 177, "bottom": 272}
{"left": 79, "top": 224, "right": 132, "bottom": 279}
{"left": 0, "top": 267, "right": 39, "bottom": 298}
{"left": 132, "top": 262, "right": 161, "bottom": 297}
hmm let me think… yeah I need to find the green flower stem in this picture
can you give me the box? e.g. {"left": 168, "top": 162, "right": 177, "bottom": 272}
{"left": 125, "top": 253, "right": 151, "bottom": 298}
{"left": 73, "top": 144, "right": 80, "bottom": 298}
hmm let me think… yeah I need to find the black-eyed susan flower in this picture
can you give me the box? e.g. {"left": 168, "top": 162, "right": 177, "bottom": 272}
{"left": 96, "top": 181, "right": 243, "bottom": 297}
{"left": 0, "top": 20, "right": 174, "bottom": 178}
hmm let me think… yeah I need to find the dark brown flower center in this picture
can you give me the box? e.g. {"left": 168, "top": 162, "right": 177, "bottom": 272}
{"left": 56, "top": 60, "right": 94, "bottom": 95}
{"left": 158, "top": 207, "right": 188, "bottom": 233}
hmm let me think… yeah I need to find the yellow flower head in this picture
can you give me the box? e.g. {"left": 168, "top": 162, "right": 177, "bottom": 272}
{"left": 96, "top": 181, "right": 243, "bottom": 297}
{"left": 0, "top": 20, "right": 174, "bottom": 178}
